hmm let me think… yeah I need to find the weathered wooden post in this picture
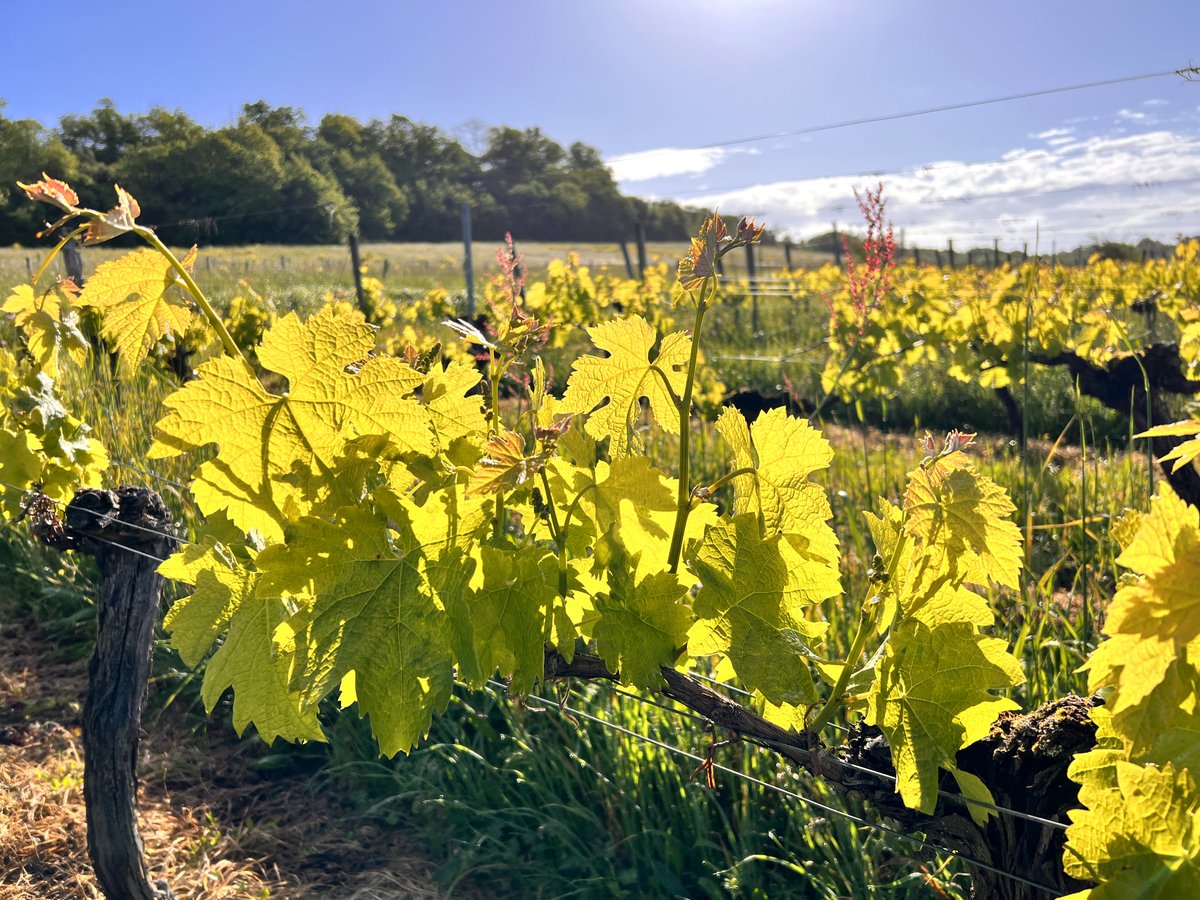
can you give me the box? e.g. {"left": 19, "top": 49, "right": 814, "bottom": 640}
{"left": 618, "top": 240, "right": 635, "bottom": 279}
{"left": 348, "top": 234, "right": 367, "bottom": 314}
{"left": 634, "top": 221, "right": 648, "bottom": 280}
{"left": 52, "top": 486, "right": 177, "bottom": 900}
{"left": 461, "top": 203, "right": 475, "bottom": 318}
{"left": 745, "top": 241, "right": 759, "bottom": 334}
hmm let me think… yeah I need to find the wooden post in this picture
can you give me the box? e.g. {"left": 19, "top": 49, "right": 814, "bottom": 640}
{"left": 280, "top": 255, "right": 287, "bottom": 270}
{"left": 25, "top": 256, "right": 33, "bottom": 278}
{"left": 993, "top": 238, "right": 1000, "bottom": 268}
{"left": 745, "top": 241, "right": 759, "bottom": 334}
{"left": 461, "top": 203, "right": 475, "bottom": 318}
{"left": 634, "top": 221, "right": 648, "bottom": 280}
{"left": 783, "top": 240, "right": 793, "bottom": 271}
{"left": 935, "top": 249, "right": 943, "bottom": 267}
{"left": 348, "top": 234, "right": 367, "bottom": 314}
{"left": 60, "top": 230, "right": 85, "bottom": 286}
{"left": 382, "top": 259, "right": 390, "bottom": 280}
{"left": 619, "top": 240, "right": 635, "bottom": 279}
{"left": 55, "top": 487, "right": 176, "bottom": 900}
{"left": 832, "top": 223, "right": 842, "bottom": 268}
{"left": 947, "top": 239, "right": 956, "bottom": 270}
{"left": 914, "top": 247, "right": 921, "bottom": 266}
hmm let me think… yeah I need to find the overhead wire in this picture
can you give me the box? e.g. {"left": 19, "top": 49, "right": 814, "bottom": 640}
{"left": 626, "top": 65, "right": 1199, "bottom": 158}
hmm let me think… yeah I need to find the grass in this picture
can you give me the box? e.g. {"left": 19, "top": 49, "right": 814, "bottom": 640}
{"left": 0, "top": 241, "right": 1161, "bottom": 897}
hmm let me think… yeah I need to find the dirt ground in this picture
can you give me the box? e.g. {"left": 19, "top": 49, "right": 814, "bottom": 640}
{"left": 0, "top": 620, "right": 451, "bottom": 899}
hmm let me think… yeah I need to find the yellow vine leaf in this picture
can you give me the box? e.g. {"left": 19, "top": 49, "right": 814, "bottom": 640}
{"left": 160, "top": 537, "right": 257, "bottom": 668}
{"left": 561, "top": 315, "right": 689, "bottom": 456}
{"left": 422, "top": 359, "right": 486, "bottom": 446}
{"left": 903, "top": 452, "right": 1022, "bottom": 590}
{"left": 715, "top": 406, "right": 838, "bottom": 563}
{"left": 687, "top": 513, "right": 832, "bottom": 706}
{"left": 866, "top": 619, "right": 1022, "bottom": 814}
{"left": 255, "top": 502, "right": 455, "bottom": 756}
{"left": 164, "top": 534, "right": 324, "bottom": 745}
{"left": 1137, "top": 419, "right": 1200, "bottom": 474}
{"left": 77, "top": 247, "right": 200, "bottom": 368}
{"left": 1064, "top": 755, "right": 1200, "bottom": 898}
{"left": 592, "top": 539, "right": 692, "bottom": 688}
{"left": 1, "top": 284, "right": 89, "bottom": 378}
{"left": 588, "top": 456, "right": 717, "bottom": 579}
{"left": 148, "top": 307, "right": 430, "bottom": 542}
{"left": 468, "top": 544, "right": 560, "bottom": 693}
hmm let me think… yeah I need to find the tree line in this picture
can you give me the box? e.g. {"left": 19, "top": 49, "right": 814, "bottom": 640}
{"left": 0, "top": 99, "right": 707, "bottom": 246}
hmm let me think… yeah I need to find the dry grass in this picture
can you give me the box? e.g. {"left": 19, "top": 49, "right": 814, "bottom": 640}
{"left": 0, "top": 622, "right": 456, "bottom": 900}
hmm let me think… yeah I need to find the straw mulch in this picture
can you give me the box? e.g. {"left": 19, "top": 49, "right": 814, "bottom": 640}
{"left": 0, "top": 621, "right": 448, "bottom": 899}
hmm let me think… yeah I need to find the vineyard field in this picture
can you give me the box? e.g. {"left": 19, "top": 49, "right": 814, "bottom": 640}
{"left": 1, "top": 180, "right": 1199, "bottom": 899}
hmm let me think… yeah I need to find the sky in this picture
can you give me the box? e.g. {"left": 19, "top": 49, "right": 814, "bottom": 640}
{"left": 3, "top": 0, "right": 1199, "bottom": 248}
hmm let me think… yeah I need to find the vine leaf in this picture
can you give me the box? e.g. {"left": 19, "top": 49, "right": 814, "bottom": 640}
{"left": 84, "top": 184, "right": 141, "bottom": 245}
{"left": 467, "top": 429, "right": 549, "bottom": 497}
{"left": 160, "top": 537, "right": 257, "bottom": 668}
{"left": 148, "top": 307, "right": 431, "bottom": 542}
{"left": 562, "top": 315, "right": 690, "bottom": 456}
{"left": 1, "top": 284, "right": 89, "bottom": 377}
{"left": 1064, "top": 755, "right": 1200, "bottom": 898}
{"left": 469, "top": 544, "right": 560, "bottom": 693}
{"left": 715, "top": 406, "right": 839, "bottom": 562}
{"left": 422, "top": 359, "right": 486, "bottom": 445}
{"left": 77, "top": 246, "right": 200, "bottom": 367}
{"left": 866, "top": 619, "right": 1022, "bottom": 814}
{"left": 1138, "top": 419, "right": 1200, "bottom": 474}
{"left": 904, "top": 452, "right": 1022, "bottom": 589}
{"left": 201, "top": 592, "right": 325, "bottom": 746}
{"left": 255, "top": 502, "right": 455, "bottom": 757}
{"left": 687, "top": 513, "right": 833, "bottom": 706}
{"left": 592, "top": 538, "right": 691, "bottom": 688}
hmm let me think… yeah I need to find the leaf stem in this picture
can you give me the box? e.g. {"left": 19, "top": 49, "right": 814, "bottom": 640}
{"left": 667, "top": 277, "right": 715, "bottom": 573}
{"left": 133, "top": 225, "right": 253, "bottom": 376}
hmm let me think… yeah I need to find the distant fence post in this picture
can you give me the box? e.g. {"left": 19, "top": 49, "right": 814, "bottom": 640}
{"left": 348, "top": 234, "right": 366, "bottom": 314}
{"left": 783, "top": 240, "right": 793, "bottom": 271}
{"left": 461, "top": 203, "right": 474, "bottom": 318}
{"left": 1023, "top": 242, "right": 1029, "bottom": 263}
{"left": 618, "top": 240, "right": 635, "bottom": 279}
{"left": 60, "top": 229, "right": 84, "bottom": 286}
{"left": 634, "top": 222, "right": 648, "bottom": 280}
{"left": 745, "top": 241, "right": 759, "bottom": 334}
{"left": 947, "top": 239, "right": 956, "bottom": 270}
{"left": 832, "top": 223, "right": 842, "bottom": 268}
{"left": 914, "top": 247, "right": 921, "bottom": 266}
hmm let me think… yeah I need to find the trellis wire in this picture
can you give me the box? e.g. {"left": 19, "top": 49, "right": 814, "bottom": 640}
{"left": 487, "top": 679, "right": 1060, "bottom": 896}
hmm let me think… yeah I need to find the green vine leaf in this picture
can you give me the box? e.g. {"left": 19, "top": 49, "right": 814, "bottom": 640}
{"left": 687, "top": 513, "right": 833, "bottom": 706}
{"left": 865, "top": 619, "right": 1022, "bottom": 814}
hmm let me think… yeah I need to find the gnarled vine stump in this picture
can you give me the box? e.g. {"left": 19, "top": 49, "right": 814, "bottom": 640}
{"left": 61, "top": 486, "right": 176, "bottom": 900}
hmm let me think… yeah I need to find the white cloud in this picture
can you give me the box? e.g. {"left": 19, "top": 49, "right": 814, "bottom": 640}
{"left": 1032, "top": 127, "right": 1072, "bottom": 139}
{"left": 664, "top": 129, "right": 1200, "bottom": 247}
{"left": 1143, "top": 98, "right": 1169, "bottom": 107}
{"left": 605, "top": 146, "right": 728, "bottom": 182}
{"left": 1117, "top": 108, "right": 1147, "bottom": 122}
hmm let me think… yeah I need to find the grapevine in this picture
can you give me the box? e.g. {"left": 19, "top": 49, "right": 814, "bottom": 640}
{"left": 6, "top": 175, "right": 1200, "bottom": 897}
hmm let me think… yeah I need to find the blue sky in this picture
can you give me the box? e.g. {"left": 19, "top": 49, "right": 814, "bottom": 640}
{"left": 3, "top": 0, "right": 1199, "bottom": 246}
